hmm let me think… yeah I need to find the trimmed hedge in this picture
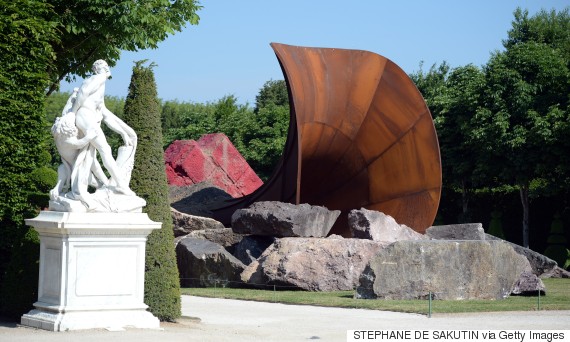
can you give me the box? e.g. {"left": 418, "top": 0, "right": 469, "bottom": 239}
{"left": 0, "top": 1, "right": 57, "bottom": 319}
{"left": 123, "top": 61, "right": 181, "bottom": 321}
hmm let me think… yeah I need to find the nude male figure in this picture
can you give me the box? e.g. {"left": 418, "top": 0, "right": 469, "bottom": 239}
{"left": 50, "top": 88, "right": 109, "bottom": 201}
{"left": 70, "top": 60, "right": 136, "bottom": 198}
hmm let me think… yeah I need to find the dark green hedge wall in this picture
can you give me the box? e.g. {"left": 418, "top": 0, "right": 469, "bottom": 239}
{"left": 0, "top": 1, "right": 57, "bottom": 319}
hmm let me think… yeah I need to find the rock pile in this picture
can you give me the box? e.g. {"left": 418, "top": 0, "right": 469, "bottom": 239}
{"left": 171, "top": 208, "right": 225, "bottom": 236}
{"left": 241, "top": 236, "right": 389, "bottom": 291}
{"left": 355, "top": 240, "right": 529, "bottom": 300}
{"left": 231, "top": 201, "right": 340, "bottom": 237}
{"left": 348, "top": 208, "right": 427, "bottom": 242}
{"left": 172, "top": 200, "right": 553, "bottom": 299}
{"left": 169, "top": 182, "right": 233, "bottom": 218}
{"left": 176, "top": 237, "right": 245, "bottom": 287}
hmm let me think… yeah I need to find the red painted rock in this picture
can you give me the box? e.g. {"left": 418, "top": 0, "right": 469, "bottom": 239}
{"left": 164, "top": 133, "right": 263, "bottom": 198}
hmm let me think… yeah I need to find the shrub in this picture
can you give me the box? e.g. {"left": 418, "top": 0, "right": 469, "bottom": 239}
{"left": 122, "top": 61, "right": 181, "bottom": 321}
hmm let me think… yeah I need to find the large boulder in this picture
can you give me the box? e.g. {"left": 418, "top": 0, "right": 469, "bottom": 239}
{"left": 511, "top": 271, "right": 546, "bottom": 296}
{"left": 176, "top": 237, "right": 245, "bottom": 287}
{"left": 356, "top": 240, "right": 529, "bottom": 300}
{"left": 543, "top": 266, "right": 570, "bottom": 278}
{"left": 164, "top": 134, "right": 263, "bottom": 198}
{"left": 485, "top": 234, "right": 557, "bottom": 276}
{"left": 232, "top": 201, "right": 341, "bottom": 238}
{"left": 179, "top": 228, "right": 244, "bottom": 255}
{"left": 348, "top": 209, "right": 427, "bottom": 242}
{"left": 426, "top": 225, "right": 552, "bottom": 296}
{"left": 233, "top": 235, "right": 275, "bottom": 265}
{"left": 169, "top": 182, "right": 233, "bottom": 218}
{"left": 426, "top": 224, "right": 557, "bottom": 276}
{"left": 241, "top": 236, "right": 389, "bottom": 291}
{"left": 541, "top": 266, "right": 570, "bottom": 278}
{"left": 426, "top": 223, "right": 486, "bottom": 240}
{"left": 171, "top": 208, "right": 226, "bottom": 236}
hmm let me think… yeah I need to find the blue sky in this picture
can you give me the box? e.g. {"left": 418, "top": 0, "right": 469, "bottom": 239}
{"left": 60, "top": 0, "right": 569, "bottom": 105}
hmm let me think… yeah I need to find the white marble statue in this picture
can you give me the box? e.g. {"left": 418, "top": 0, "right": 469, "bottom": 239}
{"left": 49, "top": 60, "right": 145, "bottom": 213}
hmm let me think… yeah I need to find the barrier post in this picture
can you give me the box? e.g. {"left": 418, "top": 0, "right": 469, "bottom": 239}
{"left": 428, "top": 292, "right": 432, "bottom": 318}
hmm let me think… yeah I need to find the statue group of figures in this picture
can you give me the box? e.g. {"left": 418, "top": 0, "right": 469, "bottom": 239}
{"left": 49, "top": 60, "right": 145, "bottom": 213}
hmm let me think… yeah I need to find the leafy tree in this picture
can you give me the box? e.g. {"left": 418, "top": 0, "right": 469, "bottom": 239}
{"left": 502, "top": 8, "right": 570, "bottom": 189}
{"left": 46, "top": 0, "right": 202, "bottom": 95}
{"left": 413, "top": 63, "right": 493, "bottom": 224}
{"left": 241, "top": 103, "right": 289, "bottom": 179}
{"left": 439, "top": 65, "right": 485, "bottom": 222}
{"left": 122, "top": 61, "right": 181, "bottom": 321}
{"left": 504, "top": 8, "right": 570, "bottom": 58}
{"left": 164, "top": 99, "right": 222, "bottom": 146}
{"left": 163, "top": 93, "right": 290, "bottom": 180}
{"left": 254, "top": 79, "right": 289, "bottom": 112}
{"left": 410, "top": 62, "right": 451, "bottom": 121}
{"left": 472, "top": 8, "right": 570, "bottom": 247}
{"left": 161, "top": 100, "right": 185, "bottom": 133}
{"left": 212, "top": 95, "right": 251, "bottom": 144}
{"left": 0, "top": 0, "right": 58, "bottom": 318}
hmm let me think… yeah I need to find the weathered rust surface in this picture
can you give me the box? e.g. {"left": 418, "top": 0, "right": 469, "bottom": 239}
{"left": 210, "top": 43, "right": 441, "bottom": 235}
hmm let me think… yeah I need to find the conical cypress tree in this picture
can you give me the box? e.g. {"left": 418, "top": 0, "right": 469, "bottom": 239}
{"left": 123, "top": 61, "right": 181, "bottom": 321}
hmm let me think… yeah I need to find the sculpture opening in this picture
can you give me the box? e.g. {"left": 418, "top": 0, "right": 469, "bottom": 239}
{"left": 210, "top": 43, "right": 442, "bottom": 235}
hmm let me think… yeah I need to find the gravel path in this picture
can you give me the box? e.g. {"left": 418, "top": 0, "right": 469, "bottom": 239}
{"left": 1, "top": 295, "right": 569, "bottom": 342}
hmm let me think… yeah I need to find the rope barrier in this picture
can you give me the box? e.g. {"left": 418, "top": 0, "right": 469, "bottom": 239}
{"left": 178, "top": 275, "right": 565, "bottom": 315}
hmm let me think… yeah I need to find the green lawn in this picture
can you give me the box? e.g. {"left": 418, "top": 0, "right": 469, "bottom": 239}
{"left": 181, "top": 278, "right": 570, "bottom": 314}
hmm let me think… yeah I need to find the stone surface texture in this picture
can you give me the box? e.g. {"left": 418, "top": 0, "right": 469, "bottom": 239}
{"left": 176, "top": 228, "right": 244, "bottom": 255}
{"left": 176, "top": 237, "right": 245, "bottom": 287}
{"left": 241, "top": 236, "right": 389, "bottom": 291}
{"left": 356, "top": 240, "right": 529, "bottom": 300}
{"left": 171, "top": 208, "right": 226, "bottom": 236}
{"left": 233, "top": 235, "right": 276, "bottom": 265}
{"left": 511, "top": 271, "right": 546, "bottom": 295}
{"left": 484, "top": 234, "right": 558, "bottom": 276}
{"left": 425, "top": 224, "right": 557, "bottom": 277}
{"left": 543, "top": 266, "right": 570, "bottom": 278}
{"left": 426, "top": 223, "right": 486, "bottom": 240}
{"left": 164, "top": 134, "right": 263, "bottom": 198}
{"left": 382, "top": 222, "right": 547, "bottom": 298}
{"left": 169, "top": 183, "right": 233, "bottom": 218}
{"left": 348, "top": 208, "right": 427, "bottom": 242}
{"left": 231, "top": 201, "right": 341, "bottom": 237}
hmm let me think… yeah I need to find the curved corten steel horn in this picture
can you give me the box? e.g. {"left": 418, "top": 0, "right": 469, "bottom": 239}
{"left": 210, "top": 43, "right": 442, "bottom": 235}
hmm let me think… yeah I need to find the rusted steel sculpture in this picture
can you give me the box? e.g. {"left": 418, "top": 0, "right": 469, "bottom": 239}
{"left": 210, "top": 43, "right": 441, "bottom": 235}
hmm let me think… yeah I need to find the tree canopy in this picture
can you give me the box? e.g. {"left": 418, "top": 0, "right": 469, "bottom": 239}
{"left": 474, "top": 8, "right": 569, "bottom": 247}
{"left": 46, "top": 0, "right": 202, "bottom": 95}
{"left": 163, "top": 91, "right": 290, "bottom": 180}
{"left": 411, "top": 7, "right": 570, "bottom": 248}
{"left": 504, "top": 8, "right": 570, "bottom": 57}
{"left": 254, "top": 79, "right": 289, "bottom": 112}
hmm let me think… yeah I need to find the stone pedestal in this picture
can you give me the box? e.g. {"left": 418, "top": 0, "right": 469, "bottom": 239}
{"left": 21, "top": 211, "right": 161, "bottom": 331}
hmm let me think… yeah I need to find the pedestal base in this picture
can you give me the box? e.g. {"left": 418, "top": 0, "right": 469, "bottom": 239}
{"left": 21, "top": 308, "right": 160, "bottom": 331}
{"left": 21, "top": 211, "right": 161, "bottom": 331}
